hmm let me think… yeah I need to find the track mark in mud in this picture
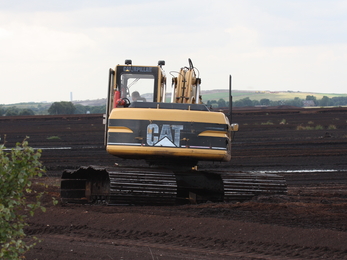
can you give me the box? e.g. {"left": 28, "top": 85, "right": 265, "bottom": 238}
{"left": 26, "top": 223, "right": 347, "bottom": 259}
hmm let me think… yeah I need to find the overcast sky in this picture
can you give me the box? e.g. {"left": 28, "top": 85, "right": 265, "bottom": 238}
{"left": 1, "top": 0, "right": 347, "bottom": 104}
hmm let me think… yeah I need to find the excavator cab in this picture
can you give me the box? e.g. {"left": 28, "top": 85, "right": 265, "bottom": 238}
{"left": 106, "top": 59, "right": 167, "bottom": 111}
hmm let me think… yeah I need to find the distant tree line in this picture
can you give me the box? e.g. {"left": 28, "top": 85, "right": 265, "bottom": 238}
{"left": 0, "top": 106, "right": 35, "bottom": 116}
{"left": 206, "top": 95, "right": 347, "bottom": 108}
{"left": 0, "top": 102, "right": 106, "bottom": 116}
{"left": 73, "top": 104, "right": 106, "bottom": 114}
{"left": 2, "top": 95, "right": 347, "bottom": 116}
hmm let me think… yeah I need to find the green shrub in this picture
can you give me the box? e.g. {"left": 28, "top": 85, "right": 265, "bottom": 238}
{"left": 46, "top": 136, "right": 61, "bottom": 140}
{"left": 279, "top": 119, "right": 286, "bottom": 125}
{"left": 327, "top": 125, "right": 337, "bottom": 130}
{"left": 0, "top": 139, "right": 46, "bottom": 259}
{"left": 296, "top": 125, "right": 314, "bottom": 130}
{"left": 261, "top": 120, "right": 273, "bottom": 125}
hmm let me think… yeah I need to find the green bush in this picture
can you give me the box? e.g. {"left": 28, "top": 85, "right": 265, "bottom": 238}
{"left": 327, "top": 124, "right": 337, "bottom": 130}
{"left": 46, "top": 136, "right": 61, "bottom": 140}
{"left": 279, "top": 119, "right": 286, "bottom": 125}
{"left": 261, "top": 120, "right": 274, "bottom": 125}
{"left": 0, "top": 139, "right": 46, "bottom": 259}
{"left": 296, "top": 125, "right": 314, "bottom": 130}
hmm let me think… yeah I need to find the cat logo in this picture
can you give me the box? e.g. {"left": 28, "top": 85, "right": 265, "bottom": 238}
{"left": 146, "top": 124, "right": 183, "bottom": 147}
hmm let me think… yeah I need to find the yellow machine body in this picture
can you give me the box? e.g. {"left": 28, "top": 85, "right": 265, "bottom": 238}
{"left": 104, "top": 59, "right": 237, "bottom": 166}
{"left": 106, "top": 107, "right": 232, "bottom": 162}
{"left": 60, "top": 60, "right": 287, "bottom": 206}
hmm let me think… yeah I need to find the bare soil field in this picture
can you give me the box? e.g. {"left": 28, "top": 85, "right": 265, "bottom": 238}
{"left": 1, "top": 107, "right": 347, "bottom": 259}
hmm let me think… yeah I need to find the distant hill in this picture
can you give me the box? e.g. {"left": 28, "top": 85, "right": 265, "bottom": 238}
{"left": 72, "top": 99, "right": 107, "bottom": 107}
{"left": 200, "top": 89, "right": 347, "bottom": 102}
{"left": 2, "top": 90, "right": 346, "bottom": 108}
{"left": 1, "top": 99, "right": 107, "bottom": 109}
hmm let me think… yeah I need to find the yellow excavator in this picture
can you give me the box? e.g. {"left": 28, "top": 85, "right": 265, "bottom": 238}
{"left": 61, "top": 59, "right": 286, "bottom": 205}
